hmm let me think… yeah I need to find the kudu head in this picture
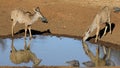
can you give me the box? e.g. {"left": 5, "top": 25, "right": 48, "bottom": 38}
{"left": 34, "top": 7, "right": 48, "bottom": 23}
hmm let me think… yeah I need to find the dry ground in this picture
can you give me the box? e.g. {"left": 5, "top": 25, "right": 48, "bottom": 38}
{"left": 0, "top": 0, "right": 120, "bottom": 67}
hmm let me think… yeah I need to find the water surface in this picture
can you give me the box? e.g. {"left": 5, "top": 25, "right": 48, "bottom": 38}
{"left": 0, "top": 35, "right": 120, "bottom": 67}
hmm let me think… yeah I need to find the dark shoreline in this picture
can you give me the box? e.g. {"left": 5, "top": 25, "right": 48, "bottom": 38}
{"left": 1, "top": 33, "right": 120, "bottom": 50}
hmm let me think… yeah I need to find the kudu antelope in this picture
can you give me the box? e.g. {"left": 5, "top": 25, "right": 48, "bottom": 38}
{"left": 11, "top": 7, "right": 48, "bottom": 39}
{"left": 83, "top": 6, "right": 111, "bottom": 42}
{"left": 82, "top": 41, "right": 115, "bottom": 67}
{"left": 10, "top": 38, "right": 42, "bottom": 67}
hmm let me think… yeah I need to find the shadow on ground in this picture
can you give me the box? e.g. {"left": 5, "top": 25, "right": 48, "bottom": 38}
{"left": 86, "top": 23, "right": 115, "bottom": 41}
{"left": 11, "top": 29, "right": 51, "bottom": 38}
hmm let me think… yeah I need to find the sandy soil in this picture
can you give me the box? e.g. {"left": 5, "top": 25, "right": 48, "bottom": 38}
{"left": 0, "top": 0, "right": 120, "bottom": 67}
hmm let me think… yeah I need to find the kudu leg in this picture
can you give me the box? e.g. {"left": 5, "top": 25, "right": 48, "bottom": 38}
{"left": 103, "top": 26, "right": 108, "bottom": 36}
{"left": 108, "top": 15, "right": 112, "bottom": 34}
{"left": 107, "top": 48, "right": 111, "bottom": 60}
{"left": 12, "top": 22, "right": 16, "bottom": 37}
{"left": 24, "top": 26, "right": 27, "bottom": 39}
{"left": 102, "top": 46, "right": 111, "bottom": 60}
{"left": 28, "top": 38, "right": 32, "bottom": 49}
{"left": 109, "top": 23, "right": 111, "bottom": 34}
{"left": 95, "top": 26, "right": 100, "bottom": 42}
{"left": 103, "top": 46, "right": 107, "bottom": 55}
{"left": 96, "top": 46, "right": 100, "bottom": 59}
{"left": 103, "top": 22, "right": 111, "bottom": 37}
{"left": 11, "top": 38, "right": 17, "bottom": 52}
{"left": 24, "top": 38, "right": 27, "bottom": 50}
{"left": 28, "top": 25, "right": 32, "bottom": 39}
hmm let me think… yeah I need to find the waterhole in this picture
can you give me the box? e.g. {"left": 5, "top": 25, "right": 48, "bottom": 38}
{"left": 0, "top": 35, "right": 120, "bottom": 67}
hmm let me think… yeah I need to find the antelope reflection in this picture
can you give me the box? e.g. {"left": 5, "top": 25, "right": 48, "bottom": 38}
{"left": 66, "top": 59, "right": 80, "bottom": 67}
{"left": 0, "top": 39, "right": 6, "bottom": 51}
{"left": 10, "top": 38, "right": 41, "bottom": 67}
{"left": 82, "top": 41, "right": 115, "bottom": 67}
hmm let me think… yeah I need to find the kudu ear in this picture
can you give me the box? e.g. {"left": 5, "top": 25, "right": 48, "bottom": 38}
{"left": 35, "top": 7, "right": 40, "bottom": 12}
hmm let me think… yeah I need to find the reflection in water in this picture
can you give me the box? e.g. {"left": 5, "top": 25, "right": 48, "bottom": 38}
{"left": 0, "top": 35, "right": 120, "bottom": 67}
{"left": 66, "top": 59, "right": 80, "bottom": 67}
{"left": 10, "top": 38, "right": 41, "bottom": 67}
{"left": 0, "top": 38, "right": 6, "bottom": 51}
{"left": 82, "top": 41, "right": 115, "bottom": 67}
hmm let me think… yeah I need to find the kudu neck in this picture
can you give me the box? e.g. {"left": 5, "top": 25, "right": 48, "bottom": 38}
{"left": 31, "top": 12, "right": 40, "bottom": 23}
